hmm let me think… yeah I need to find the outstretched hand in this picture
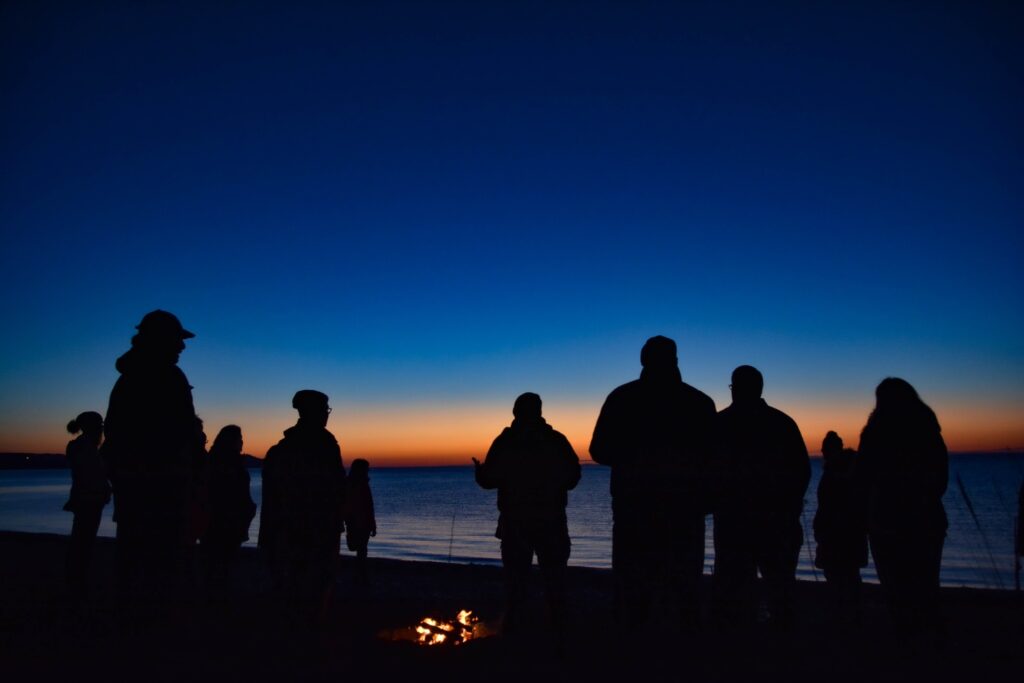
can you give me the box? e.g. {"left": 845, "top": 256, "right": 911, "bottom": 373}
{"left": 471, "top": 457, "right": 481, "bottom": 468}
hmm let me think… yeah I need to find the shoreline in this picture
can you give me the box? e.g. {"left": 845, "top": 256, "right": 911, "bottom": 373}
{"left": 2, "top": 530, "right": 1022, "bottom": 680}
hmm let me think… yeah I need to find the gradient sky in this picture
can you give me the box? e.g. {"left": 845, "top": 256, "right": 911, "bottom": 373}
{"left": 1, "top": 1, "right": 1022, "bottom": 464}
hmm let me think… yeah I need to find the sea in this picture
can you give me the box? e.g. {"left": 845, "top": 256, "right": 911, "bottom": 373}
{"left": 1, "top": 453, "right": 1021, "bottom": 590}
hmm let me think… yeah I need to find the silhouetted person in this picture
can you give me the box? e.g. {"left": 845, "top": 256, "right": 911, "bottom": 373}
{"left": 101, "top": 310, "right": 198, "bottom": 608}
{"left": 590, "top": 336, "right": 716, "bottom": 630}
{"left": 200, "top": 425, "right": 256, "bottom": 601}
{"left": 475, "top": 392, "right": 581, "bottom": 642}
{"left": 63, "top": 411, "right": 111, "bottom": 602}
{"left": 857, "top": 378, "right": 948, "bottom": 640}
{"left": 258, "top": 390, "right": 346, "bottom": 624}
{"left": 344, "top": 458, "right": 376, "bottom": 585}
{"left": 813, "top": 431, "right": 867, "bottom": 625}
{"left": 712, "top": 365, "right": 810, "bottom": 630}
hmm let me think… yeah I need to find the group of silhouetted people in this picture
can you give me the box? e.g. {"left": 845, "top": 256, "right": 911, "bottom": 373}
{"left": 63, "top": 311, "right": 950, "bottom": 645}
{"left": 477, "top": 334, "right": 949, "bottom": 646}
{"left": 62, "top": 311, "right": 375, "bottom": 627}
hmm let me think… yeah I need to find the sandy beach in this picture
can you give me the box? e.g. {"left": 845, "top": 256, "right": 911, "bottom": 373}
{"left": 1, "top": 530, "right": 1020, "bottom": 681}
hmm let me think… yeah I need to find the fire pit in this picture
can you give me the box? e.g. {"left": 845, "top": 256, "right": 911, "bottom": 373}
{"left": 382, "top": 609, "right": 489, "bottom": 646}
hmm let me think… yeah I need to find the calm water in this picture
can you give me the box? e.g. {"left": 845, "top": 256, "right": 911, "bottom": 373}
{"left": 1, "top": 454, "right": 1021, "bottom": 589}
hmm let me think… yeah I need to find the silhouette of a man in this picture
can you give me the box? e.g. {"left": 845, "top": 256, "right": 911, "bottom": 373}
{"left": 474, "top": 392, "right": 581, "bottom": 638}
{"left": 101, "top": 310, "right": 198, "bottom": 600}
{"left": 712, "top": 365, "right": 810, "bottom": 629}
{"left": 258, "top": 390, "right": 346, "bottom": 623}
{"left": 590, "top": 336, "right": 717, "bottom": 629}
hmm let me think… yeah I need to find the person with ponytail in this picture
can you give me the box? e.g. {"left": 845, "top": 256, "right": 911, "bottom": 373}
{"left": 64, "top": 411, "right": 111, "bottom": 601}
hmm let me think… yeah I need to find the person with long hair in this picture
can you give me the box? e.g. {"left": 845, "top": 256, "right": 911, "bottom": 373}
{"left": 64, "top": 411, "right": 111, "bottom": 602}
{"left": 200, "top": 425, "right": 255, "bottom": 601}
{"left": 858, "top": 378, "right": 948, "bottom": 639}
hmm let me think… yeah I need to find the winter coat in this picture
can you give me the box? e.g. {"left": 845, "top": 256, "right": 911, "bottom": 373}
{"left": 64, "top": 435, "right": 111, "bottom": 512}
{"left": 101, "top": 346, "right": 196, "bottom": 525}
{"left": 857, "top": 411, "right": 948, "bottom": 538}
{"left": 343, "top": 478, "right": 376, "bottom": 542}
{"left": 813, "top": 450, "right": 868, "bottom": 569}
{"left": 713, "top": 399, "right": 810, "bottom": 526}
{"left": 476, "top": 417, "right": 581, "bottom": 525}
{"left": 590, "top": 366, "right": 716, "bottom": 514}
{"left": 258, "top": 422, "right": 346, "bottom": 554}
{"left": 203, "top": 450, "right": 256, "bottom": 546}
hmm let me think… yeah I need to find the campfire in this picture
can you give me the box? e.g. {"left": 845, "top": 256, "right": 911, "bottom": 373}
{"left": 415, "top": 609, "right": 480, "bottom": 646}
{"left": 385, "top": 609, "right": 485, "bottom": 646}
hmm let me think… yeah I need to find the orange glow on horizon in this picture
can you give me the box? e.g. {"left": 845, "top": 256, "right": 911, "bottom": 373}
{"left": 2, "top": 397, "right": 1021, "bottom": 465}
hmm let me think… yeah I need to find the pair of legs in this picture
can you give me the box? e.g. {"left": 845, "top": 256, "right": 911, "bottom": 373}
{"left": 612, "top": 505, "right": 705, "bottom": 631}
{"left": 67, "top": 503, "right": 105, "bottom": 601}
{"left": 869, "top": 532, "right": 944, "bottom": 637}
{"left": 499, "top": 518, "right": 570, "bottom": 636}
{"left": 347, "top": 533, "right": 369, "bottom": 584}
{"left": 712, "top": 513, "right": 802, "bottom": 629}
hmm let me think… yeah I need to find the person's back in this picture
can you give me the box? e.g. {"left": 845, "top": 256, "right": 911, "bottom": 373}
{"left": 259, "top": 390, "right": 345, "bottom": 623}
{"left": 813, "top": 432, "right": 867, "bottom": 624}
{"left": 64, "top": 411, "right": 110, "bottom": 601}
{"left": 263, "top": 422, "right": 345, "bottom": 548}
{"left": 589, "top": 336, "right": 716, "bottom": 628}
{"left": 712, "top": 365, "right": 809, "bottom": 629}
{"left": 716, "top": 399, "right": 809, "bottom": 524}
{"left": 857, "top": 377, "right": 947, "bottom": 637}
{"left": 475, "top": 392, "right": 580, "bottom": 638}
{"left": 476, "top": 412, "right": 581, "bottom": 526}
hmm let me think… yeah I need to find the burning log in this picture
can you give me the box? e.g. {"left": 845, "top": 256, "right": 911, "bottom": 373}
{"left": 401, "top": 610, "right": 483, "bottom": 646}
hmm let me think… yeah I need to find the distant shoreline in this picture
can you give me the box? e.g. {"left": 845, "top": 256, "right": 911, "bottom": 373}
{"left": 2, "top": 450, "right": 1022, "bottom": 470}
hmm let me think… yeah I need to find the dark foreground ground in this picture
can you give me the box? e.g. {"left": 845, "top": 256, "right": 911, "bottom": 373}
{"left": 1, "top": 531, "right": 1021, "bottom": 681}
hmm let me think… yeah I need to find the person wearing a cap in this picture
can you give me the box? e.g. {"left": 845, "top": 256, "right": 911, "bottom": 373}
{"left": 589, "top": 335, "right": 717, "bottom": 632}
{"left": 101, "top": 310, "right": 198, "bottom": 602}
{"left": 711, "top": 365, "right": 810, "bottom": 630}
{"left": 258, "top": 389, "right": 346, "bottom": 623}
{"left": 474, "top": 392, "right": 581, "bottom": 640}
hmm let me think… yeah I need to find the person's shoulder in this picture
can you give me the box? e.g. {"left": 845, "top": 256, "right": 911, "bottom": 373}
{"left": 680, "top": 382, "right": 716, "bottom": 409}
{"left": 605, "top": 379, "right": 642, "bottom": 401}
{"left": 765, "top": 403, "right": 798, "bottom": 427}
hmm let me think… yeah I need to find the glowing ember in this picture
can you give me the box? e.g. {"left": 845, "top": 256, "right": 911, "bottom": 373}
{"left": 412, "top": 610, "right": 481, "bottom": 646}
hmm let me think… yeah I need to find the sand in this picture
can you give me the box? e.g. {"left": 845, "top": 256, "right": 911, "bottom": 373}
{"left": 0, "top": 530, "right": 1021, "bottom": 681}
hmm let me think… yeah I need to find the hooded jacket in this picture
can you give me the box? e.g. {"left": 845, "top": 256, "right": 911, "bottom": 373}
{"left": 258, "top": 421, "right": 346, "bottom": 552}
{"left": 476, "top": 417, "right": 581, "bottom": 524}
{"left": 590, "top": 366, "right": 717, "bottom": 511}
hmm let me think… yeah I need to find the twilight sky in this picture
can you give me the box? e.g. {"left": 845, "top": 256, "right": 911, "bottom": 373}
{"left": 2, "top": 1, "right": 1022, "bottom": 464}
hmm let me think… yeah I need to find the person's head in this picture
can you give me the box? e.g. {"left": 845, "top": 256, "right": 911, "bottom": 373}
{"left": 640, "top": 336, "right": 678, "bottom": 371}
{"left": 822, "top": 431, "right": 843, "bottom": 459}
{"left": 293, "top": 389, "right": 331, "bottom": 426}
{"left": 211, "top": 425, "right": 243, "bottom": 455}
{"left": 67, "top": 411, "right": 103, "bottom": 439}
{"left": 512, "top": 392, "right": 542, "bottom": 422}
{"left": 874, "top": 377, "right": 922, "bottom": 412}
{"left": 350, "top": 458, "right": 370, "bottom": 481}
{"left": 730, "top": 365, "right": 764, "bottom": 403}
{"left": 131, "top": 310, "right": 194, "bottom": 363}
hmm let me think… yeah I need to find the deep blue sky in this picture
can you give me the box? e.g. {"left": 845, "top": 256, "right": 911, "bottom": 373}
{"left": 2, "top": 1, "right": 1022, "bottom": 459}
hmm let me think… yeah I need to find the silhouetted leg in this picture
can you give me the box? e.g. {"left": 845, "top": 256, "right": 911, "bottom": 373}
{"left": 67, "top": 503, "right": 104, "bottom": 602}
{"left": 823, "top": 566, "right": 862, "bottom": 625}
{"left": 672, "top": 512, "right": 705, "bottom": 629}
{"left": 536, "top": 522, "right": 571, "bottom": 644}
{"left": 758, "top": 519, "right": 802, "bottom": 629}
{"left": 906, "top": 534, "right": 944, "bottom": 639}
{"left": 355, "top": 544, "right": 369, "bottom": 585}
{"left": 870, "top": 532, "right": 914, "bottom": 634}
{"left": 612, "top": 504, "right": 651, "bottom": 629}
{"left": 712, "top": 512, "right": 757, "bottom": 629}
{"left": 500, "top": 520, "right": 532, "bottom": 635}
